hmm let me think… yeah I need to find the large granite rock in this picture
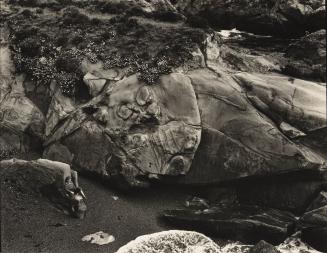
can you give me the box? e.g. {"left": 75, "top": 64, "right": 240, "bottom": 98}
{"left": 44, "top": 67, "right": 326, "bottom": 188}
{"left": 162, "top": 204, "right": 297, "bottom": 244}
{"left": 168, "top": 69, "right": 326, "bottom": 185}
{"left": 45, "top": 73, "right": 202, "bottom": 186}
{"left": 233, "top": 72, "right": 326, "bottom": 133}
{"left": 116, "top": 230, "right": 220, "bottom": 253}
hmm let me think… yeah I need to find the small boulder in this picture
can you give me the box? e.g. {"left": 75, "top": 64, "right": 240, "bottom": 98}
{"left": 116, "top": 230, "right": 220, "bottom": 253}
{"left": 306, "top": 191, "right": 327, "bottom": 212}
{"left": 83, "top": 72, "right": 107, "bottom": 97}
{"left": 302, "top": 227, "right": 327, "bottom": 252}
{"left": 250, "top": 240, "right": 280, "bottom": 253}
{"left": 163, "top": 204, "right": 296, "bottom": 244}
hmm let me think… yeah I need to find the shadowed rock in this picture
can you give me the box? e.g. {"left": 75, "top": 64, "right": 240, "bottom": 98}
{"left": 302, "top": 227, "right": 327, "bottom": 252}
{"left": 250, "top": 240, "right": 280, "bottom": 253}
{"left": 162, "top": 204, "right": 297, "bottom": 244}
{"left": 43, "top": 68, "right": 327, "bottom": 189}
{"left": 45, "top": 73, "right": 201, "bottom": 186}
{"left": 173, "top": 0, "right": 326, "bottom": 37}
{"left": 0, "top": 158, "right": 87, "bottom": 219}
{"left": 284, "top": 30, "right": 326, "bottom": 82}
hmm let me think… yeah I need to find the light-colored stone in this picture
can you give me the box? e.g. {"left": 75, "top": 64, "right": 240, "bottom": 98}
{"left": 83, "top": 72, "right": 107, "bottom": 97}
{"left": 116, "top": 230, "right": 220, "bottom": 253}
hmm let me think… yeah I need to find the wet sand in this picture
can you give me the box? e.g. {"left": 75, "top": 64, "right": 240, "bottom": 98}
{"left": 1, "top": 176, "right": 194, "bottom": 253}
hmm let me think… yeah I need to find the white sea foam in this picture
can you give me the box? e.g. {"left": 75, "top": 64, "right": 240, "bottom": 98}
{"left": 82, "top": 231, "right": 115, "bottom": 245}
{"left": 218, "top": 28, "right": 242, "bottom": 38}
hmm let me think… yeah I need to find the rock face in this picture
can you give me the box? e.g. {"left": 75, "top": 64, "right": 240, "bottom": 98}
{"left": 170, "top": 69, "right": 326, "bottom": 185}
{"left": 299, "top": 190, "right": 327, "bottom": 251}
{"left": 236, "top": 171, "right": 327, "bottom": 214}
{"left": 163, "top": 204, "right": 297, "bottom": 244}
{"left": 45, "top": 73, "right": 202, "bottom": 186}
{"left": 1, "top": 1, "right": 327, "bottom": 250}
{"left": 173, "top": 0, "right": 326, "bottom": 36}
{"left": 302, "top": 227, "right": 327, "bottom": 252}
{"left": 284, "top": 29, "right": 326, "bottom": 82}
{"left": 2, "top": 1, "right": 325, "bottom": 190}
{"left": 116, "top": 230, "right": 220, "bottom": 253}
{"left": 0, "top": 27, "right": 44, "bottom": 157}
{"left": 250, "top": 240, "right": 280, "bottom": 253}
{"left": 43, "top": 66, "right": 327, "bottom": 188}
{"left": 0, "top": 158, "right": 87, "bottom": 218}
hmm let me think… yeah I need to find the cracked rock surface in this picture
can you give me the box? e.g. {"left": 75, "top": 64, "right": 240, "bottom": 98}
{"left": 0, "top": 0, "right": 326, "bottom": 252}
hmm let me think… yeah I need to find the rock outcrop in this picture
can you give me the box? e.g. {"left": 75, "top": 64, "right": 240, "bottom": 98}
{"left": 170, "top": 69, "right": 327, "bottom": 185}
{"left": 163, "top": 204, "right": 297, "bottom": 244}
{"left": 44, "top": 73, "right": 202, "bottom": 186}
{"left": 0, "top": 158, "right": 87, "bottom": 218}
{"left": 250, "top": 240, "right": 280, "bottom": 253}
{"left": 0, "top": 27, "right": 44, "bottom": 158}
{"left": 284, "top": 29, "right": 326, "bottom": 82}
{"left": 299, "top": 190, "right": 327, "bottom": 251}
{"left": 116, "top": 230, "right": 220, "bottom": 253}
{"left": 1, "top": 0, "right": 326, "bottom": 251}
{"left": 173, "top": 0, "right": 326, "bottom": 37}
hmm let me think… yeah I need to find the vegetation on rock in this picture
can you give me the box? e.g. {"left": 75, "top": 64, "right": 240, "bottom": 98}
{"left": 7, "top": 5, "right": 205, "bottom": 96}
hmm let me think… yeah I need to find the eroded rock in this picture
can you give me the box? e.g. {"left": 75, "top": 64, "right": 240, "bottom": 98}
{"left": 163, "top": 204, "right": 297, "bottom": 244}
{"left": 284, "top": 30, "right": 326, "bottom": 82}
{"left": 174, "top": 0, "right": 326, "bottom": 37}
{"left": 235, "top": 169, "right": 327, "bottom": 214}
{"left": 167, "top": 69, "right": 326, "bottom": 185}
{"left": 301, "top": 227, "right": 327, "bottom": 252}
{"left": 45, "top": 73, "right": 201, "bottom": 185}
{"left": 83, "top": 72, "right": 107, "bottom": 97}
{"left": 0, "top": 158, "right": 87, "bottom": 218}
{"left": 250, "top": 240, "right": 280, "bottom": 253}
{"left": 116, "top": 230, "right": 220, "bottom": 253}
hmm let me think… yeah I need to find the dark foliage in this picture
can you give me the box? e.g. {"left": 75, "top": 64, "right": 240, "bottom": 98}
{"left": 187, "top": 15, "right": 209, "bottom": 29}
{"left": 151, "top": 11, "right": 184, "bottom": 23}
{"left": 62, "top": 6, "right": 90, "bottom": 26}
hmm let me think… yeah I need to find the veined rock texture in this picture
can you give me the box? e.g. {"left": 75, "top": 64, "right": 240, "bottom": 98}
{"left": 0, "top": 0, "right": 326, "bottom": 251}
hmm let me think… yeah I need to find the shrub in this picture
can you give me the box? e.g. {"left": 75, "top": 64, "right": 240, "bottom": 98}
{"left": 55, "top": 53, "right": 81, "bottom": 73}
{"left": 0, "top": 147, "right": 19, "bottom": 160}
{"left": 98, "top": 1, "right": 131, "bottom": 14}
{"left": 186, "top": 15, "right": 209, "bottom": 28}
{"left": 56, "top": 35, "right": 69, "bottom": 46}
{"left": 71, "top": 34, "right": 84, "bottom": 45}
{"left": 56, "top": 72, "right": 79, "bottom": 97}
{"left": 62, "top": 6, "right": 90, "bottom": 26}
{"left": 125, "top": 6, "right": 147, "bottom": 17}
{"left": 14, "top": 26, "right": 38, "bottom": 42}
{"left": 9, "top": 0, "right": 37, "bottom": 7}
{"left": 151, "top": 11, "right": 184, "bottom": 22}
{"left": 91, "top": 17, "right": 102, "bottom": 26}
{"left": 19, "top": 37, "right": 41, "bottom": 56}
{"left": 21, "top": 9, "right": 34, "bottom": 18}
